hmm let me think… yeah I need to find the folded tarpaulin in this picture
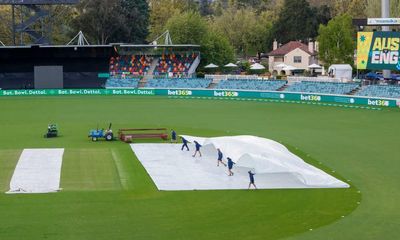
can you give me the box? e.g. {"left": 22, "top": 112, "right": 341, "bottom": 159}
{"left": 180, "top": 135, "right": 349, "bottom": 188}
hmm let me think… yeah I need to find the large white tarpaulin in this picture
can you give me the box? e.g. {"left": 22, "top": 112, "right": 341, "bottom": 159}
{"left": 7, "top": 149, "right": 65, "bottom": 194}
{"left": 131, "top": 136, "right": 349, "bottom": 191}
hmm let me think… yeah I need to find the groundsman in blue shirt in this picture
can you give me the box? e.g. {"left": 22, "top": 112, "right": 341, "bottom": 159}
{"left": 192, "top": 141, "right": 202, "bottom": 157}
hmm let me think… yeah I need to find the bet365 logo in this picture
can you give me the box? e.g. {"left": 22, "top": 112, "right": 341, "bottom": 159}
{"left": 168, "top": 90, "right": 192, "bottom": 96}
{"left": 300, "top": 94, "right": 321, "bottom": 102}
{"left": 213, "top": 91, "right": 239, "bottom": 97}
{"left": 368, "top": 99, "right": 389, "bottom": 106}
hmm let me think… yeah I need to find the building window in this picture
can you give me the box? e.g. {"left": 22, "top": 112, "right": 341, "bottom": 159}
{"left": 294, "top": 56, "right": 302, "bottom": 63}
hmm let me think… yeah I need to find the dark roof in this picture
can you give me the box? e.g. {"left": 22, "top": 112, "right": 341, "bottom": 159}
{"left": 0, "top": 44, "right": 200, "bottom": 49}
{"left": 268, "top": 41, "right": 315, "bottom": 56}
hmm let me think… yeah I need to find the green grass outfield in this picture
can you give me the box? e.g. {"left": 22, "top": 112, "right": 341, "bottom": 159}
{"left": 0, "top": 96, "right": 398, "bottom": 240}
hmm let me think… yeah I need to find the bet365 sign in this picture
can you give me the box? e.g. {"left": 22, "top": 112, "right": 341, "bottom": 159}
{"left": 357, "top": 31, "right": 400, "bottom": 70}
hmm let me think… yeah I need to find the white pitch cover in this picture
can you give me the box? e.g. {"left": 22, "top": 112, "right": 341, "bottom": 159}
{"left": 7, "top": 149, "right": 65, "bottom": 194}
{"left": 131, "top": 136, "right": 349, "bottom": 191}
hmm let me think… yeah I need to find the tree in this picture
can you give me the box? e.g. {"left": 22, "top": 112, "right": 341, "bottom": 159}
{"left": 211, "top": 0, "right": 285, "bottom": 14}
{"left": 366, "top": 0, "right": 400, "bottom": 19}
{"left": 0, "top": 5, "right": 64, "bottom": 45}
{"left": 271, "top": 0, "right": 319, "bottom": 43}
{"left": 308, "top": 0, "right": 333, "bottom": 8}
{"left": 392, "top": 0, "right": 400, "bottom": 18}
{"left": 228, "top": 0, "right": 270, "bottom": 10}
{"left": 50, "top": 5, "right": 76, "bottom": 44}
{"left": 315, "top": 4, "right": 332, "bottom": 26}
{"left": 250, "top": 11, "right": 274, "bottom": 54}
{"left": 117, "top": 0, "right": 149, "bottom": 44}
{"left": 72, "top": 0, "right": 125, "bottom": 44}
{"left": 365, "top": 0, "right": 380, "bottom": 17}
{"left": 333, "top": 0, "right": 367, "bottom": 18}
{"left": 199, "top": 0, "right": 213, "bottom": 16}
{"left": 317, "top": 14, "right": 355, "bottom": 68}
{"left": 165, "top": 11, "right": 208, "bottom": 44}
{"left": 71, "top": 0, "right": 149, "bottom": 44}
{"left": 164, "top": 11, "right": 235, "bottom": 67}
{"left": 0, "top": 6, "right": 12, "bottom": 45}
{"left": 201, "top": 30, "right": 235, "bottom": 67}
{"left": 148, "top": 0, "right": 188, "bottom": 41}
{"left": 212, "top": 7, "right": 273, "bottom": 56}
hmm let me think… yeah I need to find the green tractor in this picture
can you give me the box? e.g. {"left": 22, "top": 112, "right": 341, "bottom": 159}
{"left": 44, "top": 124, "right": 58, "bottom": 138}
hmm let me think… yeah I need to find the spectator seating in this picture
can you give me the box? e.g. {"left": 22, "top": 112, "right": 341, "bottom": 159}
{"left": 145, "top": 78, "right": 212, "bottom": 89}
{"left": 109, "top": 55, "right": 152, "bottom": 77}
{"left": 215, "top": 79, "right": 287, "bottom": 91}
{"left": 356, "top": 85, "right": 400, "bottom": 99}
{"left": 153, "top": 53, "right": 197, "bottom": 77}
{"left": 285, "top": 81, "right": 359, "bottom": 95}
{"left": 105, "top": 78, "right": 140, "bottom": 88}
{"left": 109, "top": 53, "right": 198, "bottom": 78}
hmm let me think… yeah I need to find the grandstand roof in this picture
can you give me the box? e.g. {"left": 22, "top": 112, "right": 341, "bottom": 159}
{"left": 268, "top": 41, "right": 315, "bottom": 56}
{"left": 119, "top": 44, "right": 200, "bottom": 48}
{"left": 0, "top": 45, "right": 111, "bottom": 49}
{"left": 0, "top": 44, "right": 200, "bottom": 49}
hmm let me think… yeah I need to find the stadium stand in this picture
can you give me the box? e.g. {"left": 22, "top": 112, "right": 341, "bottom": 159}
{"left": 215, "top": 79, "right": 287, "bottom": 91}
{"left": 153, "top": 53, "right": 198, "bottom": 77}
{"left": 0, "top": 73, "right": 34, "bottom": 90}
{"left": 145, "top": 78, "right": 212, "bottom": 89}
{"left": 105, "top": 77, "right": 140, "bottom": 88}
{"left": 356, "top": 85, "right": 400, "bottom": 99}
{"left": 109, "top": 55, "right": 153, "bottom": 77}
{"left": 285, "top": 81, "right": 360, "bottom": 95}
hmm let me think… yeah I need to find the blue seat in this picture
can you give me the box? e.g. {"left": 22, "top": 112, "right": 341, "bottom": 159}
{"left": 145, "top": 78, "right": 212, "bottom": 89}
{"left": 216, "top": 79, "right": 286, "bottom": 91}
{"left": 357, "top": 85, "right": 400, "bottom": 98}
{"left": 285, "top": 81, "right": 359, "bottom": 95}
{"left": 105, "top": 78, "right": 140, "bottom": 88}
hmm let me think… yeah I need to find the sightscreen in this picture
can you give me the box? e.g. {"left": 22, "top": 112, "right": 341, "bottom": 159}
{"left": 357, "top": 31, "right": 400, "bottom": 70}
{"left": 34, "top": 66, "right": 63, "bottom": 89}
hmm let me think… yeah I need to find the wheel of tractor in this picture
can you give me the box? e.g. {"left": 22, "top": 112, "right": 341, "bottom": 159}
{"left": 105, "top": 134, "right": 113, "bottom": 141}
{"left": 92, "top": 137, "right": 98, "bottom": 142}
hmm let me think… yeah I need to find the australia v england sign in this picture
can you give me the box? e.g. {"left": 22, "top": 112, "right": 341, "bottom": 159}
{"left": 357, "top": 31, "right": 400, "bottom": 70}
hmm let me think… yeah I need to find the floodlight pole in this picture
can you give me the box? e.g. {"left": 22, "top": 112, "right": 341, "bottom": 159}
{"left": 382, "top": 0, "right": 390, "bottom": 79}
{"left": 67, "top": 31, "right": 90, "bottom": 46}
{"left": 151, "top": 30, "right": 173, "bottom": 46}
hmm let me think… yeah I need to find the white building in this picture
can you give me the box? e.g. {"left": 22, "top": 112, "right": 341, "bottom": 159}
{"left": 268, "top": 40, "right": 320, "bottom": 75}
